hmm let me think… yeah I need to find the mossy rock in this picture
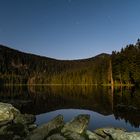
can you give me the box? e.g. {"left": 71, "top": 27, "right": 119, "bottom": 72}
{"left": 6, "top": 123, "right": 28, "bottom": 137}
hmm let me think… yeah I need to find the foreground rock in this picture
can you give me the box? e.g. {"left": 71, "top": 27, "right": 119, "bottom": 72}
{"left": 27, "top": 115, "right": 64, "bottom": 140}
{"left": 1, "top": 102, "right": 140, "bottom": 140}
{"left": 61, "top": 114, "right": 90, "bottom": 134}
{"left": 47, "top": 133, "right": 66, "bottom": 140}
{"left": 14, "top": 114, "right": 35, "bottom": 125}
{"left": 0, "top": 102, "right": 20, "bottom": 126}
{"left": 103, "top": 128, "right": 140, "bottom": 140}
{"left": 0, "top": 102, "right": 36, "bottom": 140}
{"left": 94, "top": 127, "right": 140, "bottom": 140}
{"left": 86, "top": 130, "right": 105, "bottom": 140}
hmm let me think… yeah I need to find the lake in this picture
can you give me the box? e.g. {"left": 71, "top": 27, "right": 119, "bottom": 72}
{"left": 0, "top": 85, "right": 140, "bottom": 132}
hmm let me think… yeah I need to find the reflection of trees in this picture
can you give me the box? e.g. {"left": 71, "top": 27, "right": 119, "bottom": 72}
{"left": 1, "top": 85, "right": 140, "bottom": 128}
{"left": 0, "top": 86, "right": 29, "bottom": 99}
{"left": 28, "top": 85, "right": 113, "bottom": 115}
{"left": 0, "top": 86, "right": 32, "bottom": 112}
{"left": 113, "top": 87, "right": 140, "bottom": 128}
{"left": 114, "top": 109, "right": 140, "bottom": 128}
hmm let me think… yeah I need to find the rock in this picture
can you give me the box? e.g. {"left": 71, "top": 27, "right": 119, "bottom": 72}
{"left": 46, "top": 133, "right": 66, "bottom": 140}
{"left": 13, "top": 135, "right": 22, "bottom": 140}
{"left": 0, "top": 123, "right": 28, "bottom": 140}
{"left": 94, "top": 128, "right": 108, "bottom": 138}
{"left": 0, "top": 134, "right": 13, "bottom": 140}
{"left": 0, "top": 102, "right": 37, "bottom": 139}
{"left": 26, "top": 115, "right": 64, "bottom": 140}
{"left": 14, "top": 114, "right": 36, "bottom": 125}
{"left": 94, "top": 127, "right": 126, "bottom": 139}
{"left": 0, "top": 102, "right": 20, "bottom": 126}
{"left": 1, "top": 103, "right": 140, "bottom": 140}
{"left": 5, "top": 123, "right": 29, "bottom": 137}
{"left": 63, "top": 131, "right": 86, "bottom": 140}
{"left": 86, "top": 130, "right": 104, "bottom": 140}
{"left": 61, "top": 114, "right": 90, "bottom": 134}
{"left": 0, "top": 125, "right": 8, "bottom": 135}
{"left": 103, "top": 128, "right": 140, "bottom": 140}
{"left": 28, "top": 124, "right": 38, "bottom": 131}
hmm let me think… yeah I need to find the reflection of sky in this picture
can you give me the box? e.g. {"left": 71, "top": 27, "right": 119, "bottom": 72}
{"left": 36, "top": 109, "right": 140, "bottom": 132}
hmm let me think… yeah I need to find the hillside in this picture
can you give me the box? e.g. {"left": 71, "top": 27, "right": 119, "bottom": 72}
{"left": 1, "top": 39, "right": 140, "bottom": 86}
{"left": 0, "top": 44, "right": 111, "bottom": 85}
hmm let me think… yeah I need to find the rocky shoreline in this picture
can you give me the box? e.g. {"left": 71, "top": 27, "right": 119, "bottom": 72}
{"left": 0, "top": 102, "right": 140, "bottom": 140}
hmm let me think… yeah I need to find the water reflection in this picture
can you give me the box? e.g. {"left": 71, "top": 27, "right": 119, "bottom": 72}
{"left": 0, "top": 85, "right": 140, "bottom": 131}
{"left": 113, "top": 86, "right": 140, "bottom": 128}
{"left": 28, "top": 85, "right": 113, "bottom": 115}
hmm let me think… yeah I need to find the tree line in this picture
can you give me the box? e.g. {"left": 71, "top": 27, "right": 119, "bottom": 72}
{"left": 0, "top": 39, "right": 140, "bottom": 86}
{"left": 112, "top": 39, "right": 140, "bottom": 86}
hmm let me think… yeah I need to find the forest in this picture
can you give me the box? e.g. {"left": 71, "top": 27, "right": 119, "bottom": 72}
{"left": 0, "top": 39, "right": 140, "bottom": 86}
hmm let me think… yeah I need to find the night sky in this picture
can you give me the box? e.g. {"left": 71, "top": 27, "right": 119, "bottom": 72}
{"left": 0, "top": 0, "right": 140, "bottom": 59}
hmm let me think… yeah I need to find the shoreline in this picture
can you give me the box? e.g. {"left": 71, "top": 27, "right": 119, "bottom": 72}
{"left": 0, "top": 102, "right": 140, "bottom": 140}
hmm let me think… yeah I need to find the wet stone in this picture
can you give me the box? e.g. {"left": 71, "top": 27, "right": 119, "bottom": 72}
{"left": 61, "top": 114, "right": 90, "bottom": 134}
{"left": 14, "top": 114, "right": 36, "bottom": 125}
{"left": 26, "top": 115, "right": 64, "bottom": 140}
{"left": 86, "top": 130, "right": 104, "bottom": 140}
{"left": 63, "top": 131, "right": 86, "bottom": 140}
{"left": 103, "top": 129, "right": 140, "bottom": 140}
{"left": 0, "top": 102, "right": 20, "bottom": 126}
{"left": 46, "top": 133, "right": 66, "bottom": 140}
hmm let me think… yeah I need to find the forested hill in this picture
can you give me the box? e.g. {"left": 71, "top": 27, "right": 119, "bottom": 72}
{"left": 0, "top": 44, "right": 111, "bottom": 85}
{"left": 112, "top": 39, "right": 140, "bottom": 86}
{"left": 0, "top": 39, "right": 140, "bottom": 86}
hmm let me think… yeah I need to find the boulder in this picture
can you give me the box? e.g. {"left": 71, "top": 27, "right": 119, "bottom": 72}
{"left": 63, "top": 131, "right": 86, "bottom": 140}
{"left": 0, "top": 102, "right": 20, "bottom": 126}
{"left": 0, "top": 125, "right": 9, "bottom": 135}
{"left": 86, "top": 130, "right": 104, "bottom": 140}
{"left": 14, "top": 114, "right": 36, "bottom": 125}
{"left": 28, "top": 124, "right": 38, "bottom": 131}
{"left": 0, "top": 122, "right": 28, "bottom": 139}
{"left": 103, "top": 128, "right": 140, "bottom": 140}
{"left": 26, "top": 115, "right": 64, "bottom": 140}
{"left": 0, "top": 102, "right": 37, "bottom": 139}
{"left": 94, "top": 127, "right": 125, "bottom": 139}
{"left": 47, "top": 133, "right": 66, "bottom": 140}
{"left": 4, "top": 123, "right": 29, "bottom": 137}
{"left": 61, "top": 114, "right": 90, "bottom": 134}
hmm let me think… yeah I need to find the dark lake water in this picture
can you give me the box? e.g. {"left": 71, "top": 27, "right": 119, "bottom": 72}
{"left": 0, "top": 85, "right": 140, "bottom": 131}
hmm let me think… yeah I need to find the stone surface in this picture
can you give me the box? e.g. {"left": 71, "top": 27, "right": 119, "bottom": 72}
{"left": 0, "top": 102, "right": 37, "bottom": 139}
{"left": 28, "top": 124, "right": 38, "bottom": 131}
{"left": 1, "top": 102, "right": 140, "bottom": 140}
{"left": 0, "top": 125, "right": 9, "bottom": 135}
{"left": 5, "top": 123, "right": 28, "bottom": 137}
{"left": 14, "top": 114, "right": 36, "bottom": 125}
{"left": 61, "top": 114, "right": 90, "bottom": 134}
{"left": 0, "top": 102, "right": 20, "bottom": 126}
{"left": 27, "top": 115, "right": 64, "bottom": 140}
{"left": 94, "top": 127, "right": 125, "bottom": 139}
{"left": 86, "top": 130, "right": 104, "bottom": 140}
{"left": 63, "top": 131, "right": 86, "bottom": 140}
{"left": 94, "top": 128, "right": 108, "bottom": 138}
{"left": 104, "top": 128, "right": 140, "bottom": 140}
{"left": 46, "top": 133, "right": 66, "bottom": 140}
{"left": 0, "top": 123, "right": 28, "bottom": 140}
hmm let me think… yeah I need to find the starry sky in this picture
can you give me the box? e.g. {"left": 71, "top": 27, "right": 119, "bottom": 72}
{"left": 0, "top": 0, "right": 140, "bottom": 60}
